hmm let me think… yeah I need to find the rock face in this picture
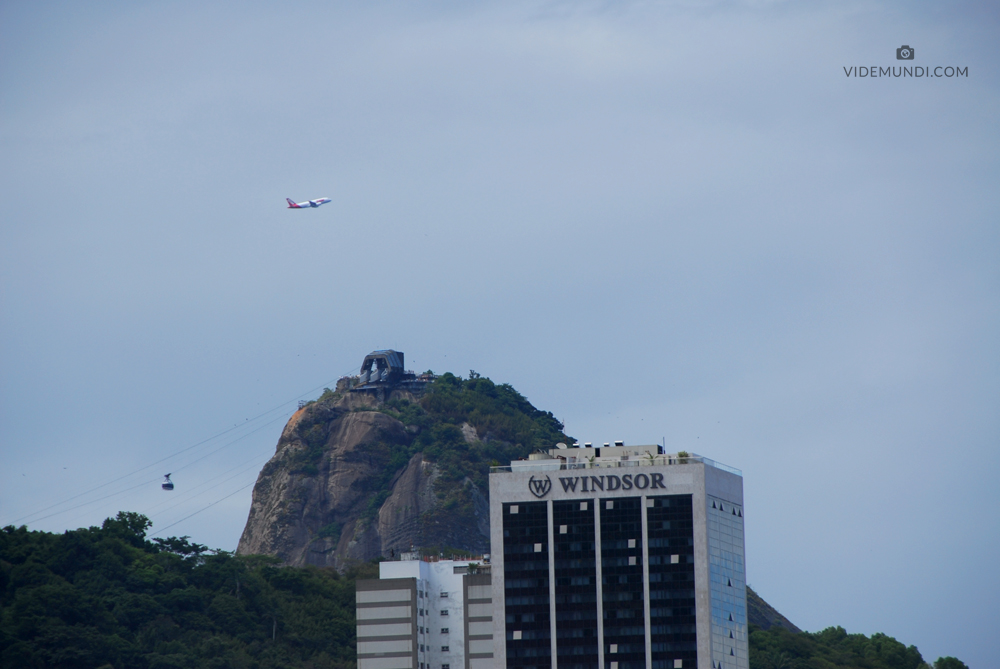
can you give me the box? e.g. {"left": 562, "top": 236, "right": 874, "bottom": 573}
{"left": 747, "top": 586, "right": 801, "bottom": 633}
{"left": 236, "top": 390, "right": 491, "bottom": 568}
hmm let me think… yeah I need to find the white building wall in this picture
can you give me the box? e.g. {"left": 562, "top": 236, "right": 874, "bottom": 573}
{"left": 356, "top": 578, "right": 417, "bottom": 669}
{"left": 380, "top": 559, "right": 483, "bottom": 669}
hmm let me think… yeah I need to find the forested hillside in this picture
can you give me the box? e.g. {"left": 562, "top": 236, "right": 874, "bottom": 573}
{"left": 0, "top": 512, "right": 967, "bottom": 669}
{"left": 0, "top": 513, "right": 369, "bottom": 669}
{"left": 748, "top": 624, "right": 967, "bottom": 669}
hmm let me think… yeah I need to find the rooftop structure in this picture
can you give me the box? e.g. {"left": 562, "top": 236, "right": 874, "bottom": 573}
{"left": 496, "top": 444, "right": 742, "bottom": 478}
{"left": 338, "top": 350, "right": 436, "bottom": 397}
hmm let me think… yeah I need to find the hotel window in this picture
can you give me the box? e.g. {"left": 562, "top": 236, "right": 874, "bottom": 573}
{"left": 441, "top": 610, "right": 449, "bottom": 616}
{"left": 441, "top": 628, "right": 449, "bottom": 634}
{"left": 441, "top": 646, "right": 450, "bottom": 652}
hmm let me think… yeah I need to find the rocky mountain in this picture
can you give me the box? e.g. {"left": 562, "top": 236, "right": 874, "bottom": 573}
{"left": 237, "top": 372, "right": 569, "bottom": 568}
{"left": 236, "top": 367, "right": 804, "bottom": 636}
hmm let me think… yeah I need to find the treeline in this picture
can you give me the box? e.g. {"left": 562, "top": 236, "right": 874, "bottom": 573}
{"left": 0, "top": 512, "right": 374, "bottom": 669}
{"left": 749, "top": 623, "right": 967, "bottom": 669}
{"left": 0, "top": 512, "right": 968, "bottom": 669}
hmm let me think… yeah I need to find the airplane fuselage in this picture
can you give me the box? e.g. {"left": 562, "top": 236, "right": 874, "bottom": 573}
{"left": 287, "top": 197, "right": 331, "bottom": 209}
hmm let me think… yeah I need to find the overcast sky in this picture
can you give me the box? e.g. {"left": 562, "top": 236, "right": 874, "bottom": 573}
{"left": 1, "top": 1, "right": 997, "bottom": 666}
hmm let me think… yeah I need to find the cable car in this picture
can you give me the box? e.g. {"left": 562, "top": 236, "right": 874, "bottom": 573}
{"left": 162, "top": 474, "right": 174, "bottom": 491}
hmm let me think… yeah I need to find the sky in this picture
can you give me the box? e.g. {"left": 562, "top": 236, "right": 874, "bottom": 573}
{"left": 1, "top": 0, "right": 997, "bottom": 665}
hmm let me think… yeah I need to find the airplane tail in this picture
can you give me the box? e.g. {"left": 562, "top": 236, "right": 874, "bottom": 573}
{"left": 286, "top": 198, "right": 298, "bottom": 208}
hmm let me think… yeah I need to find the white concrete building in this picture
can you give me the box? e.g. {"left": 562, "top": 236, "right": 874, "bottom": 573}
{"left": 489, "top": 445, "right": 748, "bottom": 669}
{"left": 356, "top": 557, "right": 496, "bottom": 669}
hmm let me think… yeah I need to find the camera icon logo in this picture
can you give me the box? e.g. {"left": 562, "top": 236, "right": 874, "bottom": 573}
{"left": 896, "top": 45, "right": 914, "bottom": 60}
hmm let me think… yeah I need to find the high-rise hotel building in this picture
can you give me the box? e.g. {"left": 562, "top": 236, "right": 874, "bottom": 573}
{"left": 489, "top": 445, "right": 747, "bottom": 669}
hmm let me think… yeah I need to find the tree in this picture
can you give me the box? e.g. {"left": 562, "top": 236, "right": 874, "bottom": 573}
{"left": 101, "top": 511, "right": 152, "bottom": 546}
{"left": 934, "top": 658, "right": 969, "bottom": 669}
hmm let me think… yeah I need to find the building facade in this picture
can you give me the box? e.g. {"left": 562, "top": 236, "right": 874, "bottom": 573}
{"left": 356, "top": 557, "right": 496, "bottom": 669}
{"left": 489, "top": 446, "right": 747, "bottom": 669}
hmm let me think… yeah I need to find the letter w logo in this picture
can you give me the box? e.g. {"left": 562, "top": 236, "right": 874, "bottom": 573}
{"left": 528, "top": 475, "right": 552, "bottom": 498}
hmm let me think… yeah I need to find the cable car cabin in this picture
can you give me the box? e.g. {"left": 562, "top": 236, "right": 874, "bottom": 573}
{"left": 162, "top": 474, "right": 174, "bottom": 491}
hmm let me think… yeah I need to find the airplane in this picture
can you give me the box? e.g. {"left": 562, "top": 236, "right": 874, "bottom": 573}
{"left": 286, "top": 197, "right": 331, "bottom": 209}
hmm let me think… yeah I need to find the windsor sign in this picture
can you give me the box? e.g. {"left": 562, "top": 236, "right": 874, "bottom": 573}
{"left": 527, "top": 473, "right": 667, "bottom": 498}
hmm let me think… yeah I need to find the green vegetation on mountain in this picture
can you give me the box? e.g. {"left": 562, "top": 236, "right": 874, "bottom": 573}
{"left": 0, "top": 513, "right": 371, "bottom": 669}
{"left": 380, "top": 371, "right": 572, "bottom": 488}
{"left": 372, "top": 372, "right": 574, "bottom": 543}
{"left": 349, "top": 372, "right": 571, "bottom": 539}
{"left": 749, "top": 624, "right": 967, "bottom": 669}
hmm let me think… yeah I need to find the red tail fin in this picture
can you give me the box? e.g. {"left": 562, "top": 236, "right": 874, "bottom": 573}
{"left": 286, "top": 198, "right": 298, "bottom": 208}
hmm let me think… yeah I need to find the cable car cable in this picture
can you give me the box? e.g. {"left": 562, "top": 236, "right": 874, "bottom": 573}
{"left": 150, "top": 481, "right": 256, "bottom": 538}
{"left": 24, "top": 478, "right": 161, "bottom": 526}
{"left": 156, "top": 410, "right": 293, "bottom": 478}
{"left": 4, "top": 371, "right": 353, "bottom": 527}
{"left": 33, "top": 414, "right": 288, "bottom": 529}
{"left": 144, "top": 453, "right": 272, "bottom": 520}
{"left": 141, "top": 448, "right": 274, "bottom": 516}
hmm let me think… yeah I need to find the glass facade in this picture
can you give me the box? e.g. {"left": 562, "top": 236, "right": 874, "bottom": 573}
{"left": 646, "top": 495, "right": 696, "bottom": 669}
{"left": 503, "top": 502, "right": 552, "bottom": 669}
{"left": 600, "top": 497, "right": 645, "bottom": 669}
{"left": 707, "top": 497, "right": 747, "bottom": 669}
{"left": 553, "top": 500, "right": 599, "bottom": 669}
